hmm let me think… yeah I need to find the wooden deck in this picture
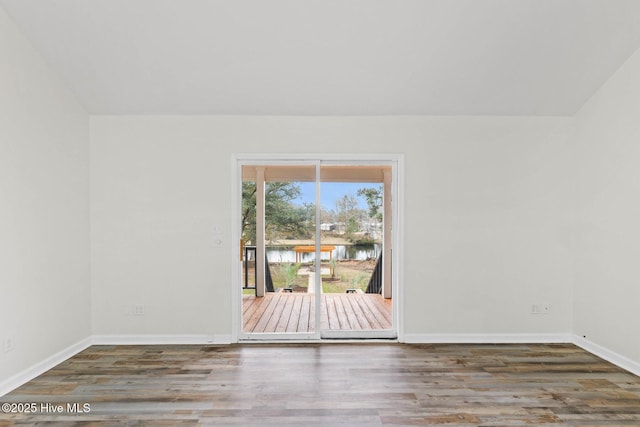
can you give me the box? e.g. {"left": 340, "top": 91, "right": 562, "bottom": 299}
{"left": 242, "top": 293, "right": 392, "bottom": 333}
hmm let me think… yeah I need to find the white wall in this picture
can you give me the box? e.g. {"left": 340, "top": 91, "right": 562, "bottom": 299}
{"left": 90, "top": 115, "right": 574, "bottom": 340}
{"left": 573, "top": 48, "right": 640, "bottom": 365}
{"left": 0, "top": 7, "right": 90, "bottom": 388}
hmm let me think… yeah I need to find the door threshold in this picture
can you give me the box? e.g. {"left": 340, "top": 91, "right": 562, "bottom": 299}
{"left": 239, "top": 338, "right": 399, "bottom": 344}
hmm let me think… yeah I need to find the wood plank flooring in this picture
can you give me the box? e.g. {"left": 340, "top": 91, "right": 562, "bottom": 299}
{"left": 243, "top": 293, "right": 392, "bottom": 333}
{"left": 2, "top": 343, "right": 640, "bottom": 425}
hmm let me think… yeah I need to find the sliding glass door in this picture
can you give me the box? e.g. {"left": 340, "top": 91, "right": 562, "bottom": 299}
{"left": 237, "top": 158, "right": 396, "bottom": 341}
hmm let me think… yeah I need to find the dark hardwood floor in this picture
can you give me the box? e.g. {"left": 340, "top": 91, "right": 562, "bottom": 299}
{"left": 1, "top": 343, "right": 640, "bottom": 426}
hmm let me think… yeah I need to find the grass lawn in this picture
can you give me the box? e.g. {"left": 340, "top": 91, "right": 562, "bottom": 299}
{"left": 241, "top": 259, "right": 376, "bottom": 293}
{"left": 269, "top": 259, "right": 376, "bottom": 293}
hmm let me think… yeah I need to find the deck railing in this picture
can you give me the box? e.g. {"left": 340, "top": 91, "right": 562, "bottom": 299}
{"left": 365, "top": 253, "right": 382, "bottom": 294}
{"left": 265, "top": 255, "right": 274, "bottom": 292}
{"left": 243, "top": 246, "right": 274, "bottom": 293}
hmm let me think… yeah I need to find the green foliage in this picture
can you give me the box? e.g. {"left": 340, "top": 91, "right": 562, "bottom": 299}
{"left": 357, "top": 186, "right": 383, "bottom": 222}
{"left": 351, "top": 273, "right": 369, "bottom": 289}
{"left": 335, "top": 194, "right": 359, "bottom": 216}
{"left": 335, "top": 194, "right": 364, "bottom": 236}
{"left": 242, "top": 181, "right": 313, "bottom": 243}
{"left": 241, "top": 181, "right": 383, "bottom": 245}
{"left": 350, "top": 238, "right": 377, "bottom": 245}
{"left": 329, "top": 258, "right": 338, "bottom": 279}
{"left": 322, "top": 268, "right": 371, "bottom": 293}
{"left": 278, "top": 263, "right": 301, "bottom": 288}
{"left": 346, "top": 217, "right": 359, "bottom": 234}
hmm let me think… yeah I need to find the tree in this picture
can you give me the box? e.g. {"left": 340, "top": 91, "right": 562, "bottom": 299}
{"left": 242, "top": 181, "right": 313, "bottom": 244}
{"left": 335, "top": 194, "right": 363, "bottom": 235}
{"left": 320, "top": 206, "right": 335, "bottom": 225}
{"left": 346, "top": 216, "right": 360, "bottom": 234}
{"left": 357, "top": 186, "right": 383, "bottom": 223}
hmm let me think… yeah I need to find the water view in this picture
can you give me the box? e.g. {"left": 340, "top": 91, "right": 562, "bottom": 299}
{"left": 266, "top": 244, "right": 381, "bottom": 263}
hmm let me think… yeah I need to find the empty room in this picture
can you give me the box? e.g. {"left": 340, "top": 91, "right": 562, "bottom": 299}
{"left": 1, "top": 0, "right": 640, "bottom": 425}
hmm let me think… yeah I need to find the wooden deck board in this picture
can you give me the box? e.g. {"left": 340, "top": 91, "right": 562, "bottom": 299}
{"left": 364, "top": 293, "right": 392, "bottom": 328}
{"left": 344, "top": 294, "right": 371, "bottom": 329}
{"left": 354, "top": 293, "right": 385, "bottom": 330}
{"left": 275, "top": 294, "right": 296, "bottom": 333}
{"left": 319, "top": 295, "right": 330, "bottom": 331}
{"left": 326, "top": 295, "right": 341, "bottom": 330}
{"left": 333, "top": 295, "right": 351, "bottom": 329}
{"left": 342, "top": 294, "right": 364, "bottom": 329}
{"left": 250, "top": 293, "right": 281, "bottom": 332}
{"left": 242, "top": 293, "right": 392, "bottom": 333}
{"left": 263, "top": 293, "right": 286, "bottom": 332}
{"left": 286, "top": 295, "right": 304, "bottom": 333}
{"left": 242, "top": 294, "right": 260, "bottom": 319}
{"left": 297, "top": 294, "right": 312, "bottom": 332}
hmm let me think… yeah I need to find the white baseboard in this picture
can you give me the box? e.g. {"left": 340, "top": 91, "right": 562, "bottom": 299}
{"left": 0, "top": 334, "right": 233, "bottom": 396}
{"left": 573, "top": 335, "right": 640, "bottom": 377}
{"left": 92, "top": 334, "right": 233, "bottom": 345}
{"left": 403, "top": 333, "right": 573, "bottom": 344}
{"left": 0, "top": 336, "right": 92, "bottom": 397}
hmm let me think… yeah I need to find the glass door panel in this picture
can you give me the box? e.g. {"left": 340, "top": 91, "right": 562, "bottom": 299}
{"left": 240, "top": 164, "right": 318, "bottom": 339}
{"left": 319, "top": 164, "right": 394, "bottom": 338}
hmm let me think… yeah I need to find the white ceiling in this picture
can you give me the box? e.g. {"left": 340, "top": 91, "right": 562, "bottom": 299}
{"left": 2, "top": 0, "right": 640, "bottom": 116}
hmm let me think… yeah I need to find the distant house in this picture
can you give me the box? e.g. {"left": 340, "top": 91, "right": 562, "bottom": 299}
{"left": 320, "top": 223, "right": 336, "bottom": 232}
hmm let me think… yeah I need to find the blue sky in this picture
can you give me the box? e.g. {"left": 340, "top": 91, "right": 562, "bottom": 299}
{"left": 296, "top": 182, "right": 381, "bottom": 211}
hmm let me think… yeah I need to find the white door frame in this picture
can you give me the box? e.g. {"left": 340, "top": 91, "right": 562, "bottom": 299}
{"left": 230, "top": 153, "right": 404, "bottom": 342}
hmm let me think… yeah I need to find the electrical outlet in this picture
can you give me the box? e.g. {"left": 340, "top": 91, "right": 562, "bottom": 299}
{"left": 3, "top": 337, "right": 14, "bottom": 353}
{"left": 124, "top": 305, "right": 146, "bottom": 316}
{"left": 530, "top": 303, "right": 550, "bottom": 315}
{"left": 213, "top": 224, "right": 223, "bottom": 247}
